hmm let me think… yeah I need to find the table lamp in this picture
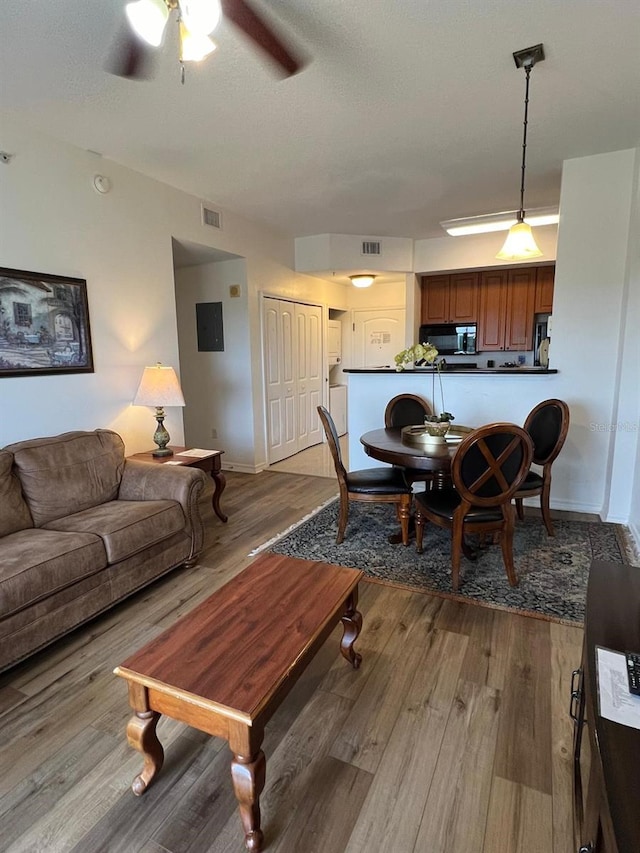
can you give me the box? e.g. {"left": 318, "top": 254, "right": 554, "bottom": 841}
{"left": 133, "top": 362, "right": 185, "bottom": 456}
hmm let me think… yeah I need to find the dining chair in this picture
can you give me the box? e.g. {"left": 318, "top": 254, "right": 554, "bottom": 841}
{"left": 514, "top": 398, "right": 570, "bottom": 536}
{"left": 384, "top": 393, "right": 433, "bottom": 428}
{"left": 414, "top": 422, "right": 533, "bottom": 591}
{"left": 317, "top": 406, "right": 412, "bottom": 545}
{"left": 384, "top": 393, "right": 436, "bottom": 490}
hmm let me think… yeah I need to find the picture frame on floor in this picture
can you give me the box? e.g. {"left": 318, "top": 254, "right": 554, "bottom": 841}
{"left": 0, "top": 266, "right": 94, "bottom": 377}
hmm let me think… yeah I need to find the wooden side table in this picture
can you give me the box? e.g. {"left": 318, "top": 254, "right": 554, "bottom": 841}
{"left": 128, "top": 446, "right": 227, "bottom": 523}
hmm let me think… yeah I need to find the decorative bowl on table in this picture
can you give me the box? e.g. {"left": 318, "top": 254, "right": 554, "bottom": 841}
{"left": 423, "top": 421, "right": 451, "bottom": 438}
{"left": 400, "top": 425, "right": 450, "bottom": 456}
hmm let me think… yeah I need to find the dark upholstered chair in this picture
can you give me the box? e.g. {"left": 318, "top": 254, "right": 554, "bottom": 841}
{"left": 318, "top": 406, "right": 412, "bottom": 545}
{"left": 384, "top": 394, "right": 433, "bottom": 428}
{"left": 414, "top": 423, "right": 533, "bottom": 591}
{"left": 514, "top": 399, "right": 570, "bottom": 536}
{"left": 384, "top": 394, "right": 435, "bottom": 489}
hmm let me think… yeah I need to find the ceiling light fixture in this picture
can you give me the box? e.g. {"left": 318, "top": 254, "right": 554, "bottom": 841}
{"left": 349, "top": 275, "right": 376, "bottom": 288}
{"left": 441, "top": 206, "right": 559, "bottom": 237}
{"left": 125, "top": 0, "right": 221, "bottom": 77}
{"left": 496, "top": 43, "right": 546, "bottom": 261}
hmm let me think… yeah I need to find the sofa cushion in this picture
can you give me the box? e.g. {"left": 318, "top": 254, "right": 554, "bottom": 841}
{"left": 6, "top": 430, "right": 125, "bottom": 527}
{"left": 0, "top": 450, "right": 33, "bottom": 537}
{"left": 43, "top": 499, "right": 186, "bottom": 564}
{"left": 0, "top": 528, "right": 107, "bottom": 617}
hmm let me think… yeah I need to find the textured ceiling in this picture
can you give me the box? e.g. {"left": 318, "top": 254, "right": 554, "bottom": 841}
{"left": 2, "top": 0, "right": 639, "bottom": 241}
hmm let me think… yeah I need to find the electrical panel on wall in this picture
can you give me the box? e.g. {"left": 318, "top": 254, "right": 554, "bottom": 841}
{"left": 196, "top": 302, "right": 224, "bottom": 352}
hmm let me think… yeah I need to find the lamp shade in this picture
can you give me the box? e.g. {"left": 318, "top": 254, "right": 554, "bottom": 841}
{"left": 496, "top": 221, "right": 543, "bottom": 261}
{"left": 133, "top": 363, "right": 185, "bottom": 407}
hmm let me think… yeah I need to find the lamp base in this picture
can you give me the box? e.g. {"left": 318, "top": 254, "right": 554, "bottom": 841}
{"left": 152, "top": 447, "right": 174, "bottom": 458}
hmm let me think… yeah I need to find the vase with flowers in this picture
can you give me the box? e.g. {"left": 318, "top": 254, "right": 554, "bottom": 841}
{"left": 394, "top": 342, "right": 455, "bottom": 437}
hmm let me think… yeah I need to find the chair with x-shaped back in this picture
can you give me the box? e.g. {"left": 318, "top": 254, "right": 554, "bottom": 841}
{"left": 318, "top": 405, "right": 413, "bottom": 545}
{"left": 414, "top": 422, "right": 533, "bottom": 591}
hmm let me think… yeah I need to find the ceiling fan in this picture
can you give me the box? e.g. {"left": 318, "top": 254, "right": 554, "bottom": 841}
{"left": 109, "top": 0, "right": 305, "bottom": 81}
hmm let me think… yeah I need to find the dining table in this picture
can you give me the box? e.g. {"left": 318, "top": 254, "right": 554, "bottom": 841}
{"left": 359, "top": 426, "right": 470, "bottom": 542}
{"left": 360, "top": 427, "right": 463, "bottom": 485}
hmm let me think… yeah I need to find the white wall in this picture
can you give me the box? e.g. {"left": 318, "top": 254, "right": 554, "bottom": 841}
{"left": 296, "top": 233, "right": 413, "bottom": 274}
{"left": 0, "top": 121, "right": 326, "bottom": 455}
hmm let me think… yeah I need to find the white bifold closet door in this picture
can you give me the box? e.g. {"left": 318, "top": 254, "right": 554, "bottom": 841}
{"left": 264, "top": 298, "right": 323, "bottom": 464}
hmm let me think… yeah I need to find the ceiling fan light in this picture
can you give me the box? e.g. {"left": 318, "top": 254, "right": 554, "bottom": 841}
{"left": 496, "top": 221, "right": 543, "bottom": 260}
{"left": 180, "top": 22, "right": 217, "bottom": 61}
{"left": 125, "top": 0, "right": 169, "bottom": 47}
{"left": 350, "top": 275, "right": 376, "bottom": 288}
{"left": 179, "top": 0, "right": 222, "bottom": 36}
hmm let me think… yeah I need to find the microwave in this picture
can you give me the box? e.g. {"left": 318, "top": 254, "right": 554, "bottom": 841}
{"left": 419, "top": 323, "right": 477, "bottom": 355}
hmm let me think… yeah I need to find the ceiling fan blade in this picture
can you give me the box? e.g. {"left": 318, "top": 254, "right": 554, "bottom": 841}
{"left": 220, "top": 0, "right": 304, "bottom": 76}
{"left": 106, "top": 24, "right": 155, "bottom": 80}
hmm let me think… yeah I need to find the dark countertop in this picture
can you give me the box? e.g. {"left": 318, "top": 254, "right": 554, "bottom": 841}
{"left": 343, "top": 367, "right": 558, "bottom": 375}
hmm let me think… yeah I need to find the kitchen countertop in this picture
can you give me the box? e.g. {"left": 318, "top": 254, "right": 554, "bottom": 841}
{"left": 343, "top": 367, "right": 558, "bottom": 375}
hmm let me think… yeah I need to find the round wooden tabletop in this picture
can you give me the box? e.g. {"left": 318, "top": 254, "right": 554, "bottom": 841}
{"left": 360, "top": 428, "right": 456, "bottom": 471}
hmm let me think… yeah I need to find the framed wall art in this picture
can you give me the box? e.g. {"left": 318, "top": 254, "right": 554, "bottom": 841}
{"left": 0, "top": 267, "right": 94, "bottom": 377}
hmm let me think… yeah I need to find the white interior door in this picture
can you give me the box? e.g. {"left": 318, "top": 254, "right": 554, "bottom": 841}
{"left": 352, "top": 308, "right": 406, "bottom": 368}
{"left": 264, "top": 297, "right": 323, "bottom": 463}
{"left": 295, "top": 303, "right": 323, "bottom": 450}
{"left": 264, "top": 299, "right": 297, "bottom": 463}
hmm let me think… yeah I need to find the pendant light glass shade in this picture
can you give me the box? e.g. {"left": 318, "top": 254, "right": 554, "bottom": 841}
{"left": 496, "top": 221, "right": 543, "bottom": 260}
{"left": 180, "top": 22, "right": 217, "bottom": 61}
{"left": 125, "top": 0, "right": 169, "bottom": 47}
{"left": 349, "top": 275, "right": 376, "bottom": 288}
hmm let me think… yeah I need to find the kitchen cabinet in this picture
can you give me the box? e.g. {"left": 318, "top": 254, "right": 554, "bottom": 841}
{"left": 421, "top": 273, "right": 478, "bottom": 324}
{"left": 534, "top": 265, "right": 555, "bottom": 313}
{"left": 477, "top": 267, "right": 536, "bottom": 351}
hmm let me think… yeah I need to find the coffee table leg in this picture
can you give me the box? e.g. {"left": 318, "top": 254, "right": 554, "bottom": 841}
{"left": 340, "top": 587, "right": 363, "bottom": 669}
{"left": 229, "top": 722, "right": 266, "bottom": 852}
{"left": 127, "top": 709, "right": 164, "bottom": 796}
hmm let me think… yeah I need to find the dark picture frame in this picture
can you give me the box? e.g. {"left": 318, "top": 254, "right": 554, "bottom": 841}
{"left": 0, "top": 267, "right": 94, "bottom": 377}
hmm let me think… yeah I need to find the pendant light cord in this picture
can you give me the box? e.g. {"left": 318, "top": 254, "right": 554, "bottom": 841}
{"left": 518, "top": 64, "right": 532, "bottom": 222}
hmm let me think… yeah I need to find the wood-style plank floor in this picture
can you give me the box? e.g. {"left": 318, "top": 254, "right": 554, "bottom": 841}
{"left": 0, "top": 470, "right": 583, "bottom": 852}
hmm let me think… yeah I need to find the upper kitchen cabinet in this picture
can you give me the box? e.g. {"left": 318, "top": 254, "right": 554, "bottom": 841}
{"left": 478, "top": 267, "right": 536, "bottom": 351}
{"left": 421, "top": 272, "right": 479, "bottom": 324}
{"left": 534, "top": 265, "right": 555, "bottom": 314}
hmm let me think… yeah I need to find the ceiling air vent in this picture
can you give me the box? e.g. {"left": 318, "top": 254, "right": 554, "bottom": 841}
{"left": 361, "top": 240, "right": 381, "bottom": 256}
{"left": 202, "top": 204, "right": 222, "bottom": 230}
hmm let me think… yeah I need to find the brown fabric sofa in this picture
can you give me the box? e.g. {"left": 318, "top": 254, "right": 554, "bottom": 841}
{"left": 0, "top": 429, "right": 207, "bottom": 672}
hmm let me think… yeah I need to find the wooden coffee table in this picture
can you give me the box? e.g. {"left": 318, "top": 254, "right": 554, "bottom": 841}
{"left": 114, "top": 553, "right": 363, "bottom": 852}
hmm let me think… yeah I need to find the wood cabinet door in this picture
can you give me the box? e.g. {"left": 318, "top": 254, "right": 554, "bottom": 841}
{"left": 478, "top": 271, "right": 508, "bottom": 351}
{"left": 505, "top": 268, "right": 536, "bottom": 350}
{"left": 449, "top": 272, "right": 479, "bottom": 322}
{"left": 534, "top": 265, "right": 555, "bottom": 314}
{"left": 420, "top": 275, "right": 449, "bottom": 324}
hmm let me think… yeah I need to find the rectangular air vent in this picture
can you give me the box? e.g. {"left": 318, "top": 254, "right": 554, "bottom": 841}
{"left": 361, "top": 240, "right": 381, "bottom": 255}
{"left": 202, "top": 204, "right": 222, "bottom": 229}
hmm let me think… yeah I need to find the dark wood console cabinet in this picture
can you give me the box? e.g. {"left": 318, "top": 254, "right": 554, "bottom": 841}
{"left": 572, "top": 560, "right": 640, "bottom": 853}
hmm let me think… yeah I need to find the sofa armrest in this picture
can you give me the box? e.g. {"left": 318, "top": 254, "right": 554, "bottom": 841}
{"left": 118, "top": 460, "right": 206, "bottom": 558}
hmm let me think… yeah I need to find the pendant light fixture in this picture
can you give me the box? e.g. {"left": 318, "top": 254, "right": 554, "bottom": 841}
{"left": 496, "top": 44, "right": 546, "bottom": 261}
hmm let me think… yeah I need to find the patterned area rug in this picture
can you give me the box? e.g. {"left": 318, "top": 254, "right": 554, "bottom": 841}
{"left": 265, "top": 500, "right": 632, "bottom": 624}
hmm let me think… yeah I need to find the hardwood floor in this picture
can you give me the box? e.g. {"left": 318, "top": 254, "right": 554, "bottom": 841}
{"left": 0, "top": 470, "right": 583, "bottom": 852}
